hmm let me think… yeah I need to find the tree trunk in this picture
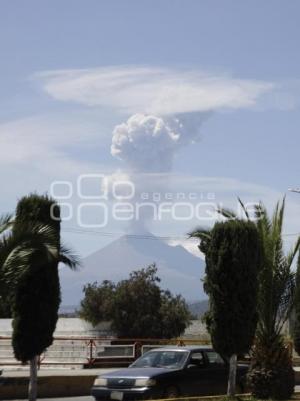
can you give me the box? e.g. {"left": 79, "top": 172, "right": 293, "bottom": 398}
{"left": 28, "top": 355, "right": 38, "bottom": 401}
{"left": 227, "top": 354, "right": 237, "bottom": 397}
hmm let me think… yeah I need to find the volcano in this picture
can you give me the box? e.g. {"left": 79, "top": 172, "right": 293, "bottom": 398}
{"left": 60, "top": 233, "right": 206, "bottom": 305}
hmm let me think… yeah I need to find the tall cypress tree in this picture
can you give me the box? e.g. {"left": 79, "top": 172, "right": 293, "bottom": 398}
{"left": 12, "top": 195, "right": 61, "bottom": 364}
{"left": 7, "top": 194, "right": 79, "bottom": 401}
{"left": 0, "top": 193, "right": 79, "bottom": 401}
{"left": 204, "top": 220, "right": 261, "bottom": 396}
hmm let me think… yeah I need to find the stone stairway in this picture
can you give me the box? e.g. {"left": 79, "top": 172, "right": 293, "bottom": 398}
{"left": 0, "top": 338, "right": 15, "bottom": 365}
{"left": 0, "top": 337, "right": 129, "bottom": 369}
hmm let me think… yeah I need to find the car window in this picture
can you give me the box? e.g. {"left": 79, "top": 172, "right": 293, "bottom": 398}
{"left": 160, "top": 351, "right": 185, "bottom": 366}
{"left": 206, "top": 351, "right": 225, "bottom": 366}
{"left": 188, "top": 351, "right": 205, "bottom": 368}
{"left": 131, "top": 350, "right": 189, "bottom": 369}
{"left": 131, "top": 351, "right": 158, "bottom": 367}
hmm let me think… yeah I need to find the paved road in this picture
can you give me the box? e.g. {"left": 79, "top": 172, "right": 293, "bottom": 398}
{"left": 5, "top": 387, "right": 300, "bottom": 401}
{"left": 3, "top": 398, "right": 93, "bottom": 401}
{"left": 40, "top": 396, "right": 95, "bottom": 401}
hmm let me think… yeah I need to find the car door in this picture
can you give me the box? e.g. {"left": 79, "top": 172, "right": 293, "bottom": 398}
{"left": 204, "top": 350, "right": 229, "bottom": 395}
{"left": 180, "top": 351, "right": 212, "bottom": 396}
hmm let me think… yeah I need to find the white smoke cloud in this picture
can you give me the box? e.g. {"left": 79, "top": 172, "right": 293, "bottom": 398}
{"left": 37, "top": 66, "right": 274, "bottom": 115}
{"left": 110, "top": 111, "right": 210, "bottom": 231}
{"left": 111, "top": 112, "right": 209, "bottom": 172}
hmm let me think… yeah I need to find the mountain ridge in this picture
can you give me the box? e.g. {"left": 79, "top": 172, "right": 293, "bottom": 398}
{"left": 60, "top": 233, "right": 206, "bottom": 304}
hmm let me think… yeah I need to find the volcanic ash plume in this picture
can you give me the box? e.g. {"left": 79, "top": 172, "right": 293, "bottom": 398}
{"left": 110, "top": 112, "right": 209, "bottom": 232}
{"left": 111, "top": 112, "right": 209, "bottom": 172}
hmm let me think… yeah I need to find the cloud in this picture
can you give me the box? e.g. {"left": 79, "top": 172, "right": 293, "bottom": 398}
{"left": 36, "top": 66, "right": 274, "bottom": 115}
{"left": 0, "top": 113, "right": 109, "bottom": 166}
{"left": 0, "top": 113, "right": 112, "bottom": 213}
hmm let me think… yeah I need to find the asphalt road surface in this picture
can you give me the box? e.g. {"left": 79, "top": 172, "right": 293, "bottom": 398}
{"left": 39, "top": 398, "right": 93, "bottom": 401}
{"left": 2, "top": 398, "right": 94, "bottom": 401}
{"left": 5, "top": 388, "right": 300, "bottom": 401}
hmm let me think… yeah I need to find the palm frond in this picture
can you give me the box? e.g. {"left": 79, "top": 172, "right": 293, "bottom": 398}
{"left": 59, "top": 245, "right": 81, "bottom": 270}
{"left": 286, "top": 236, "right": 300, "bottom": 269}
{"left": 188, "top": 227, "right": 212, "bottom": 256}
{"left": 255, "top": 197, "right": 297, "bottom": 342}
{"left": 0, "top": 223, "right": 58, "bottom": 265}
{"left": 273, "top": 197, "right": 285, "bottom": 237}
{"left": 1, "top": 222, "right": 80, "bottom": 290}
{"left": 237, "top": 197, "right": 250, "bottom": 220}
{"left": 216, "top": 206, "right": 237, "bottom": 220}
{"left": 188, "top": 227, "right": 211, "bottom": 240}
{"left": 0, "top": 213, "right": 13, "bottom": 235}
{"left": 275, "top": 270, "right": 296, "bottom": 334}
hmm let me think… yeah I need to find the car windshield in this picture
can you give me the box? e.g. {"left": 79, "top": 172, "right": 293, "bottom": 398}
{"left": 131, "top": 350, "right": 189, "bottom": 369}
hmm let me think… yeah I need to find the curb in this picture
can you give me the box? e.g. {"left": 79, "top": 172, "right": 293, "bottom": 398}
{"left": 0, "top": 374, "right": 98, "bottom": 399}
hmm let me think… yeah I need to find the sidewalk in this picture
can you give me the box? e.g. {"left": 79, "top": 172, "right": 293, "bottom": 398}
{"left": 1, "top": 367, "right": 117, "bottom": 377}
{"left": 0, "top": 367, "right": 117, "bottom": 399}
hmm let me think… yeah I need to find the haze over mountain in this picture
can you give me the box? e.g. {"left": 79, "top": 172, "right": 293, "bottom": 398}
{"left": 60, "top": 233, "right": 206, "bottom": 305}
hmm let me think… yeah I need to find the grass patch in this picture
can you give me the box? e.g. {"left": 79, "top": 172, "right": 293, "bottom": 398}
{"left": 218, "top": 396, "right": 300, "bottom": 401}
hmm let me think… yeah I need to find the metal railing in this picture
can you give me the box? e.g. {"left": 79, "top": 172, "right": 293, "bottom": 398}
{"left": 0, "top": 336, "right": 210, "bottom": 368}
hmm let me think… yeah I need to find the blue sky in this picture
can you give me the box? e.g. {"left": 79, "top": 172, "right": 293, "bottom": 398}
{"left": 1, "top": 0, "right": 300, "bottom": 260}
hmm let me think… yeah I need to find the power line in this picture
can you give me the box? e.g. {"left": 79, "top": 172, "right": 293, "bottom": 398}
{"left": 62, "top": 227, "right": 194, "bottom": 241}
{"left": 62, "top": 227, "right": 300, "bottom": 240}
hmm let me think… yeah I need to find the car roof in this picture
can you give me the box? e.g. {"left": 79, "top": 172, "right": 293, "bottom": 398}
{"left": 149, "top": 345, "right": 212, "bottom": 352}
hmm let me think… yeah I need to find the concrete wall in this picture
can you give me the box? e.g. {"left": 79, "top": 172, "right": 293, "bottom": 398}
{"left": 0, "top": 318, "right": 208, "bottom": 339}
{"left": 0, "top": 318, "right": 114, "bottom": 337}
{"left": 183, "top": 320, "right": 209, "bottom": 340}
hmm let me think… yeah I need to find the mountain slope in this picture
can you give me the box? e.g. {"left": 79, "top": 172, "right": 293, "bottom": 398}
{"left": 60, "top": 234, "right": 205, "bottom": 304}
{"left": 188, "top": 300, "right": 209, "bottom": 318}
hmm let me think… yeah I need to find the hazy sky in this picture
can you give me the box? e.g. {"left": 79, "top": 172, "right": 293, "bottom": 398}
{"left": 1, "top": 0, "right": 300, "bottom": 259}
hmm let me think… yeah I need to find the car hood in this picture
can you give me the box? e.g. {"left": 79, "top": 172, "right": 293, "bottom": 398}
{"left": 101, "top": 367, "right": 176, "bottom": 378}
